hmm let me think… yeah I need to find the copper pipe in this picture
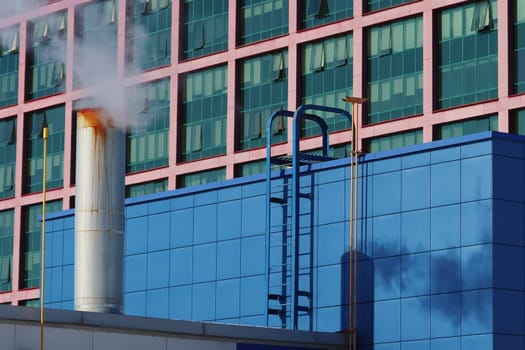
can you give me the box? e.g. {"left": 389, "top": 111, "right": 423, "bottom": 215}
{"left": 40, "top": 126, "right": 48, "bottom": 350}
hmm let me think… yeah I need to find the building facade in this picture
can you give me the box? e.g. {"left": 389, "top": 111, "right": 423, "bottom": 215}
{"left": 0, "top": 0, "right": 524, "bottom": 308}
{"left": 44, "top": 132, "right": 525, "bottom": 349}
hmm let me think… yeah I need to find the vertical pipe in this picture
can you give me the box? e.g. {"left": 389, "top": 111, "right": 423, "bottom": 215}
{"left": 40, "top": 126, "right": 48, "bottom": 350}
{"left": 74, "top": 109, "right": 125, "bottom": 314}
{"left": 352, "top": 104, "right": 359, "bottom": 350}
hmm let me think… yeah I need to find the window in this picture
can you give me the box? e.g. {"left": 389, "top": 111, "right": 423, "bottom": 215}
{"left": 0, "top": 210, "right": 14, "bottom": 293}
{"left": 126, "top": 0, "right": 171, "bottom": 71}
{"left": 235, "top": 160, "right": 266, "bottom": 177}
{"left": 367, "top": 17, "right": 423, "bottom": 124}
{"left": 24, "top": 105, "right": 65, "bottom": 194}
{"left": 239, "top": 51, "right": 288, "bottom": 150}
{"left": 366, "top": 129, "right": 422, "bottom": 153}
{"left": 240, "top": 0, "right": 288, "bottom": 45}
{"left": 74, "top": 0, "right": 118, "bottom": 88}
{"left": 22, "top": 200, "right": 62, "bottom": 289}
{"left": 511, "top": 108, "right": 525, "bottom": 135}
{"left": 302, "top": 33, "right": 353, "bottom": 137}
{"left": 513, "top": 0, "right": 525, "bottom": 94}
{"left": 127, "top": 79, "right": 170, "bottom": 173}
{"left": 438, "top": 1, "right": 498, "bottom": 109}
{"left": 126, "top": 178, "right": 167, "bottom": 197}
{"left": 20, "top": 299, "right": 40, "bottom": 307}
{"left": 178, "top": 167, "right": 225, "bottom": 188}
{"left": 472, "top": 0, "right": 493, "bottom": 32}
{"left": 306, "top": 143, "right": 352, "bottom": 158}
{"left": 182, "top": 0, "right": 228, "bottom": 59}
{"left": 27, "top": 11, "right": 67, "bottom": 100}
{"left": 0, "top": 118, "right": 16, "bottom": 200}
{"left": 434, "top": 114, "right": 498, "bottom": 140}
{"left": 0, "top": 26, "right": 19, "bottom": 108}
{"left": 367, "top": 0, "right": 417, "bottom": 12}
{"left": 181, "top": 65, "right": 227, "bottom": 161}
{"left": 235, "top": 158, "right": 289, "bottom": 177}
{"left": 301, "top": 0, "right": 352, "bottom": 29}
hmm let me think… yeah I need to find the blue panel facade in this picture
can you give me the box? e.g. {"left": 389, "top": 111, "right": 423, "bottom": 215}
{"left": 44, "top": 132, "right": 525, "bottom": 349}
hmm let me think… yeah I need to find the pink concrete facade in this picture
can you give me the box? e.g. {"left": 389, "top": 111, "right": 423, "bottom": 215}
{"left": 0, "top": 0, "right": 524, "bottom": 305}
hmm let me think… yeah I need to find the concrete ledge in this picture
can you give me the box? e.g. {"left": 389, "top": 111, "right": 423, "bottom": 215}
{"left": 0, "top": 305, "right": 347, "bottom": 349}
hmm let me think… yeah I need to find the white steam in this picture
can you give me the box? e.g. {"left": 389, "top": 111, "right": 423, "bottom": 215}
{"left": 0, "top": 1, "right": 152, "bottom": 130}
{"left": 0, "top": 0, "right": 46, "bottom": 18}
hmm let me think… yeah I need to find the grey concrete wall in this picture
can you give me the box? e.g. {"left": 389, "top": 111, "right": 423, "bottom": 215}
{"left": 0, "top": 305, "right": 347, "bottom": 350}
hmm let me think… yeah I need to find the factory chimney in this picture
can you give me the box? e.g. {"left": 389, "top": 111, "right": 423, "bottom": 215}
{"left": 74, "top": 108, "right": 125, "bottom": 314}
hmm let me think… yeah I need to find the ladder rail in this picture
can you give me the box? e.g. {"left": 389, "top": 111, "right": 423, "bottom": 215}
{"left": 266, "top": 110, "right": 294, "bottom": 328}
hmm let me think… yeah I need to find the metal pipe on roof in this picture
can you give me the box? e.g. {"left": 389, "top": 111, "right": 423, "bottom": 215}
{"left": 74, "top": 108, "right": 125, "bottom": 314}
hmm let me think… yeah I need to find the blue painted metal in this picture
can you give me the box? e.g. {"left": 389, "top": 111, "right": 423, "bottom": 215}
{"left": 265, "top": 110, "right": 294, "bottom": 328}
{"left": 265, "top": 104, "right": 353, "bottom": 330}
{"left": 290, "top": 104, "right": 352, "bottom": 330}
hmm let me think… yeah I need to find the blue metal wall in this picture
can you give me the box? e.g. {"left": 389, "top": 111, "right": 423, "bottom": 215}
{"left": 44, "top": 132, "right": 525, "bottom": 349}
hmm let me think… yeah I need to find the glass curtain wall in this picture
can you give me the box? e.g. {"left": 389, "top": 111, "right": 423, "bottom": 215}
{"left": 300, "top": 0, "right": 353, "bottom": 29}
{"left": 438, "top": 0, "right": 498, "bottom": 109}
{"left": 178, "top": 167, "right": 225, "bottom": 188}
{"left": 434, "top": 114, "right": 498, "bottom": 140}
{"left": 0, "top": 118, "right": 16, "bottom": 200}
{"left": 0, "top": 26, "right": 19, "bottom": 108}
{"left": 127, "top": 79, "right": 170, "bottom": 173}
{"left": 367, "top": 16, "right": 423, "bottom": 124}
{"left": 182, "top": 0, "right": 228, "bottom": 59}
{"left": 126, "top": 179, "right": 167, "bottom": 197}
{"left": 514, "top": 0, "right": 525, "bottom": 94}
{"left": 126, "top": 0, "right": 171, "bottom": 71}
{"left": 27, "top": 11, "right": 67, "bottom": 100}
{"left": 367, "top": 0, "right": 416, "bottom": 13}
{"left": 24, "top": 105, "right": 65, "bottom": 194}
{"left": 366, "top": 129, "right": 422, "bottom": 152}
{"left": 0, "top": 210, "right": 14, "bottom": 292}
{"left": 22, "top": 200, "right": 62, "bottom": 289}
{"left": 181, "top": 65, "right": 227, "bottom": 162}
{"left": 74, "top": 0, "right": 118, "bottom": 88}
{"left": 302, "top": 33, "right": 353, "bottom": 137}
{"left": 240, "top": 0, "right": 288, "bottom": 45}
{"left": 239, "top": 51, "right": 288, "bottom": 150}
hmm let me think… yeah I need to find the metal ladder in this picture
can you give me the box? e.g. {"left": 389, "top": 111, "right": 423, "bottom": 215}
{"left": 265, "top": 105, "right": 353, "bottom": 330}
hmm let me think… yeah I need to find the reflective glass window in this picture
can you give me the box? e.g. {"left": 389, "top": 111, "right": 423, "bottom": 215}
{"left": 74, "top": 0, "right": 118, "bottom": 88}
{"left": 24, "top": 105, "right": 65, "bottom": 194}
{"left": 126, "top": 178, "right": 167, "bottom": 197}
{"left": 240, "top": 0, "right": 288, "bottom": 45}
{"left": 0, "top": 117, "right": 16, "bottom": 200}
{"left": 27, "top": 12, "right": 67, "bottom": 100}
{"left": 182, "top": 0, "right": 228, "bottom": 59}
{"left": 0, "top": 26, "right": 19, "bottom": 108}
{"left": 367, "top": 0, "right": 416, "bottom": 13}
{"left": 514, "top": 0, "right": 525, "bottom": 93}
{"left": 0, "top": 209, "right": 14, "bottom": 292}
{"left": 302, "top": 33, "right": 353, "bottom": 136}
{"left": 178, "top": 167, "right": 225, "bottom": 188}
{"left": 434, "top": 114, "right": 498, "bottom": 140}
{"left": 22, "top": 200, "right": 62, "bottom": 289}
{"left": 181, "top": 65, "right": 227, "bottom": 161}
{"left": 366, "top": 129, "right": 422, "bottom": 152}
{"left": 367, "top": 17, "right": 423, "bottom": 124}
{"left": 438, "top": 0, "right": 498, "bottom": 109}
{"left": 239, "top": 51, "right": 288, "bottom": 150}
{"left": 126, "top": 0, "right": 171, "bottom": 71}
{"left": 301, "top": 0, "right": 352, "bottom": 29}
{"left": 127, "top": 79, "right": 170, "bottom": 173}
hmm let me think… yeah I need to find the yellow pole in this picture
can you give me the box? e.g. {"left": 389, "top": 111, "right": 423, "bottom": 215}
{"left": 40, "top": 126, "right": 48, "bottom": 350}
{"left": 342, "top": 96, "right": 367, "bottom": 350}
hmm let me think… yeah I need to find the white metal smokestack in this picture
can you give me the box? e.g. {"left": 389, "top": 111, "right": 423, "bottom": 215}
{"left": 74, "top": 108, "right": 125, "bottom": 314}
